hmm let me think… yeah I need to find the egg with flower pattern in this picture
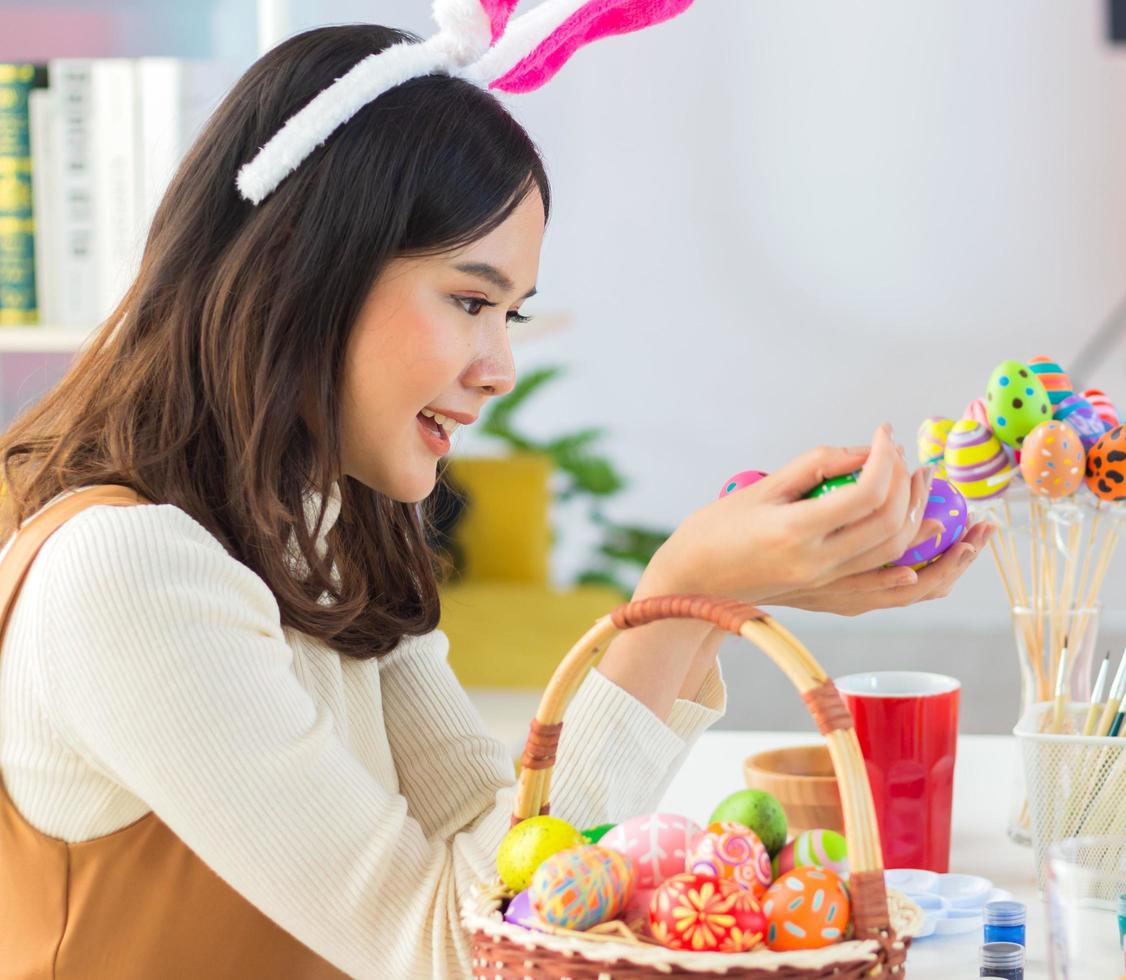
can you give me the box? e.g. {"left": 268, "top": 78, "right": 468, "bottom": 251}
{"left": 686, "top": 826, "right": 773, "bottom": 899}
{"left": 649, "top": 873, "right": 766, "bottom": 952}
{"left": 1020, "top": 421, "right": 1085, "bottom": 498}
{"left": 528, "top": 845, "right": 636, "bottom": 932}
{"left": 986, "top": 360, "right": 1052, "bottom": 448}
{"left": 762, "top": 866, "right": 851, "bottom": 951}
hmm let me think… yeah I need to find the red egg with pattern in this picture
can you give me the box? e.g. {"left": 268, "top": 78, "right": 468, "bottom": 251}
{"left": 1083, "top": 388, "right": 1121, "bottom": 430}
{"left": 1020, "top": 421, "right": 1085, "bottom": 498}
{"left": 649, "top": 873, "right": 766, "bottom": 953}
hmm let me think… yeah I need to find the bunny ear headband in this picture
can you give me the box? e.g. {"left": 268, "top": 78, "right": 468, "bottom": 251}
{"left": 235, "top": 0, "right": 695, "bottom": 204}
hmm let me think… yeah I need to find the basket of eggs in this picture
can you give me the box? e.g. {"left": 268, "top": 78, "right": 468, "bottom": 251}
{"left": 462, "top": 595, "right": 923, "bottom": 978}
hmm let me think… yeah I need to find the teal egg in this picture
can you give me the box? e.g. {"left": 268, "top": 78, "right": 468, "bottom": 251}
{"left": 985, "top": 360, "right": 1052, "bottom": 448}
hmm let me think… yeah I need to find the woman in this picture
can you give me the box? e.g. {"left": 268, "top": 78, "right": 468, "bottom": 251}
{"left": 0, "top": 24, "right": 989, "bottom": 979}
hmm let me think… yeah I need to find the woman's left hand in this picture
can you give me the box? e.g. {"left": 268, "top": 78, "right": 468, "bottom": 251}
{"left": 764, "top": 519, "right": 994, "bottom": 616}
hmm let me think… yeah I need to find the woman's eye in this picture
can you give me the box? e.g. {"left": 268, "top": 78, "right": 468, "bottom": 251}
{"left": 456, "top": 296, "right": 533, "bottom": 325}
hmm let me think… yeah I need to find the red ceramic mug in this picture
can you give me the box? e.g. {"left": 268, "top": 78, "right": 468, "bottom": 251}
{"left": 835, "top": 671, "right": 960, "bottom": 873}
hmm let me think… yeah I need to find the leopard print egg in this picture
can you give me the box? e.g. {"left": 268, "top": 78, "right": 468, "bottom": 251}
{"left": 1085, "top": 424, "right": 1126, "bottom": 501}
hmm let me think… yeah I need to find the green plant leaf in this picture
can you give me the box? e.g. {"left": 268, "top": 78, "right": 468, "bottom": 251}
{"left": 575, "top": 569, "right": 631, "bottom": 597}
{"left": 554, "top": 454, "right": 626, "bottom": 496}
{"left": 480, "top": 365, "right": 564, "bottom": 439}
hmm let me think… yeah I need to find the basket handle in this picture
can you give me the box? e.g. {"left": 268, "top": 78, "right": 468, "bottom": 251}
{"left": 512, "top": 593, "right": 893, "bottom": 947}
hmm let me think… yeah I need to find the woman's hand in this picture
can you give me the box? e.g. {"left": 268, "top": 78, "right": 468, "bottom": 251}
{"left": 650, "top": 423, "right": 949, "bottom": 606}
{"left": 767, "top": 519, "right": 993, "bottom": 616}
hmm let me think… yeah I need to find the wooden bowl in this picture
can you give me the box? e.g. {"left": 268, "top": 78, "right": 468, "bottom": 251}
{"left": 744, "top": 743, "right": 845, "bottom": 835}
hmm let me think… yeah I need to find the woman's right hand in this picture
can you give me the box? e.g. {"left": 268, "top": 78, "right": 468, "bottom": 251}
{"left": 648, "top": 423, "right": 943, "bottom": 606}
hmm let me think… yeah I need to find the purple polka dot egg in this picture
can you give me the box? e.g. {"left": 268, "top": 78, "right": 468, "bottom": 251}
{"left": 889, "top": 477, "right": 967, "bottom": 570}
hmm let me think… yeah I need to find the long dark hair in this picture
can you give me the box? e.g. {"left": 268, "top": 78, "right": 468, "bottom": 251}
{"left": 0, "top": 24, "right": 551, "bottom": 659}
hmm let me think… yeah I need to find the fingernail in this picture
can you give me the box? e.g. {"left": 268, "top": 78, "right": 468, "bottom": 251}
{"left": 844, "top": 445, "right": 869, "bottom": 455}
{"left": 895, "top": 569, "right": 917, "bottom": 587}
{"left": 897, "top": 444, "right": 907, "bottom": 460}
{"left": 958, "top": 546, "right": 978, "bottom": 565}
{"left": 908, "top": 505, "right": 919, "bottom": 525}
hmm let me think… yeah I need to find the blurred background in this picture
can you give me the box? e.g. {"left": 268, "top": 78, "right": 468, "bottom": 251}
{"left": 4, "top": 1, "right": 1126, "bottom": 745}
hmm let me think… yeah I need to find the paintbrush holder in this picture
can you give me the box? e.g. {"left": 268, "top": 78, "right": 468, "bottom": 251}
{"left": 1015, "top": 702, "right": 1126, "bottom": 889}
{"left": 1007, "top": 606, "right": 1100, "bottom": 846}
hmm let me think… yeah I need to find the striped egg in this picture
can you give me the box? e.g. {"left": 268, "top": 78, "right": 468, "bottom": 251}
{"left": 773, "top": 829, "right": 850, "bottom": 879}
{"left": 1028, "top": 356, "right": 1074, "bottom": 406}
{"left": 962, "top": 397, "right": 992, "bottom": 429}
{"left": 1020, "top": 421, "right": 1085, "bottom": 498}
{"left": 986, "top": 360, "right": 1052, "bottom": 448}
{"left": 1054, "top": 394, "right": 1109, "bottom": 452}
{"left": 529, "top": 845, "right": 636, "bottom": 931}
{"left": 1083, "top": 388, "right": 1121, "bottom": 430}
{"left": 762, "top": 866, "right": 851, "bottom": 951}
{"left": 944, "top": 419, "right": 1013, "bottom": 500}
{"left": 916, "top": 417, "right": 954, "bottom": 476}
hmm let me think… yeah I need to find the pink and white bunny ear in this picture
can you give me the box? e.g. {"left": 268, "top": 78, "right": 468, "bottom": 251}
{"left": 461, "top": 0, "right": 695, "bottom": 94}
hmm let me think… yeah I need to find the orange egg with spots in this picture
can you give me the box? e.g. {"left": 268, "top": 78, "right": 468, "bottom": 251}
{"left": 1019, "top": 421, "right": 1085, "bottom": 498}
{"left": 761, "top": 866, "right": 851, "bottom": 951}
{"left": 1085, "top": 424, "right": 1126, "bottom": 501}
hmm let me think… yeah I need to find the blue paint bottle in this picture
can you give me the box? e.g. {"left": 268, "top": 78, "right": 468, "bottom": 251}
{"left": 980, "top": 941, "right": 1024, "bottom": 980}
{"left": 984, "top": 900, "right": 1026, "bottom": 947}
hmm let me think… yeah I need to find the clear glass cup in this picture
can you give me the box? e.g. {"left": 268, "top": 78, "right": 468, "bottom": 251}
{"left": 1008, "top": 606, "right": 1100, "bottom": 845}
{"left": 1045, "top": 836, "right": 1126, "bottom": 979}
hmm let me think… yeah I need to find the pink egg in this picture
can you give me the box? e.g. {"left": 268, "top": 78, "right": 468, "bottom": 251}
{"left": 1083, "top": 388, "right": 1121, "bottom": 430}
{"left": 719, "top": 470, "right": 769, "bottom": 499}
{"left": 962, "top": 397, "right": 991, "bottom": 429}
{"left": 1020, "top": 421, "right": 1085, "bottom": 498}
{"left": 601, "top": 813, "right": 702, "bottom": 889}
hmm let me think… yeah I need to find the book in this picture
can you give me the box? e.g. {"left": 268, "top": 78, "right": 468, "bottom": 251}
{"left": 0, "top": 63, "right": 48, "bottom": 326}
{"left": 28, "top": 87, "right": 56, "bottom": 327}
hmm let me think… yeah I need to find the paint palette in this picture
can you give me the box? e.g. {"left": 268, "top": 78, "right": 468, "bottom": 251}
{"left": 884, "top": 869, "right": 1012, "bottom": 940}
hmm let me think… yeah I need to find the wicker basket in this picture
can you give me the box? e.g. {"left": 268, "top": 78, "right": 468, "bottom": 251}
{"left": 462, "top": 595, "right": 921, "bottom": 978}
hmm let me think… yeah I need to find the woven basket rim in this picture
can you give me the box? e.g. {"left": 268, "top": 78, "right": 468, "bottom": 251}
{"left": 461, "top": 882, "right": 922, "bottom": 973}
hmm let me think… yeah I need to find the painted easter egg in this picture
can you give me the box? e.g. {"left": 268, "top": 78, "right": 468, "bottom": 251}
{"left": 1085, "top": 425, "right": 1126, "bottom": 501}
{"left": 497, "top": 815, "right": 584, "bottom": 893}
{"left": 962, "top": 397, "right": 992, "bottom": 429}
{"left": 916, "top": 417, "right": 954, "bottom": 476}
{"left": 581, "top": 823, "right": 615, "bottom": 844}
{"left": 1083, "top": 388, "right": 1121, "bottom": 430}
{"left": 944, "top": 419, "right": 1014, "bottom": 500}
{"left": 719, "top": 470, "right": 769, "bottom": 499}
{"left": 890, "top": 477, "right": 966, "bottom": 570}
{"left": 1020, "top": 421, "right": 1085, "bottom": 498}
{"left": 805, "top": 471, "right": 859, "bottom": 500}
{"left": 772, "top": 830, "right": 849, "bottom": 879}
{"left": 1028, "top": 356, "right": 1074, "bottom": 406}
{"left": 649, "top": 873, "right": 766, "bottom": 953}
{"left": 529, "top": 845, "right": 636, "bottom": 932}
{"left": 985, "top": 360, "right": 1052, "bottom": 447}
{"left": 503, "top": 889, "right": 546, "bottom": 931}
{"left": 686, "top": 827, "right": 773, "bottom": 899}
{"left": 1054, "top": 394, "right": 1110, "bottom": 453}
{"left": 762, "top": 866, "right": 852, "bottom": 951}
{"left": 709, "top": 790, "right": 789, "bottom": 857}
{"left": 601, "top": 813, "right": 702, "bottom": 889}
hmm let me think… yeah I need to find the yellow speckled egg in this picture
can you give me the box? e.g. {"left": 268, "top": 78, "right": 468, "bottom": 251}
{"left": 529, "top": 845, "right": 636, "bottom": 931}
{"left": 944, "top": 419, "right": 1013, "bottom": 500}
{"left": 916, "top": 417, "right": 954, "bottom": 476}
{"left": 497, "top": 816, "right": 584, "bottom": 893}
{"left": 1020, "top": 421, "right": 1085, "bottom": 498}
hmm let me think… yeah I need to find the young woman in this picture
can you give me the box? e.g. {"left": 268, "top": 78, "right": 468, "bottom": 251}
{"left": 0, "top": 24, "right": 990, "bottom": 979}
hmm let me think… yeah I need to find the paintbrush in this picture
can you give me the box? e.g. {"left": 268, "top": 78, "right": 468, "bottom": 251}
{"left": 1082, "top": 651, "right": 1112, "bottom": 736}
{"left": 1052, "top": 636, "right": 1071, "bottom": 733}
{"left": 1094, "top": 649, "right": 1126, "bottom": 738}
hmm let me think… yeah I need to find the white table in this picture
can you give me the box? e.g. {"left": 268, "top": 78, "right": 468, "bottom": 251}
{"left": 660, "top": 731, "right": 1044, "bottom": 980}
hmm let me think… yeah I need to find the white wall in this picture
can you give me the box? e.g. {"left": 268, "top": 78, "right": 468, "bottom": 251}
{"left": 281, "top": 2, "right": 1126, "bottom": 727}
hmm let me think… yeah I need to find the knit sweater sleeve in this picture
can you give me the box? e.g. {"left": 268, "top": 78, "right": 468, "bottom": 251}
{"left": 28, "top": 504, "right": 518, "bottom": 979}
{"left": 379, "top": 630, "right": 727, "bottom": 840}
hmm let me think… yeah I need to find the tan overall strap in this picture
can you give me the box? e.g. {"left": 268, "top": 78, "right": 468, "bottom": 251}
{"left": 0, "top": 486, "right": 147, "bottom": 648}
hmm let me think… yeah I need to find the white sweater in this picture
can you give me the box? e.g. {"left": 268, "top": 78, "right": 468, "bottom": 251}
{"left": 0, "top": 487, "right": 726, "bottom": 978}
